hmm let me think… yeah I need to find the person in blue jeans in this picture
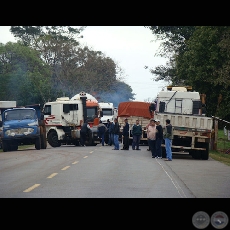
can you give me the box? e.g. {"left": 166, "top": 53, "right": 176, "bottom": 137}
{"left": 113, "top": 118, "right": 120, "bottom": 150}
{"left": 97, "top": 120, "right": 107, "bottom": 146}
{"left": 163, "top": 119, "right": 173, "bottom": 161}
{"left": 132, "top": 119, "right": 142, "bottom": 150}
{"left": 108, "top": 120, "right": 114, "bottom": 146}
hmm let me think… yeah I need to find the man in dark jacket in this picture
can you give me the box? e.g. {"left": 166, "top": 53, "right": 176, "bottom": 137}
{"left": 97, "top": 120, "right": 107, "bottom": 146}
{"left": 80, "top": 120, "right": 90, "bottom": 146}
{"left": 113, "top": 118, "right": 120, "bottom": 150}
{"left": 132, "top": 120, "right": 142, "bottom": 150}
{"left": 107, "top": 120, "right": 114, "bottom": 146}
{"left": 121, "top": 118, "right": 129, "bottom": 150}
{"left": 155, "top": 119, "right": 163, "bottom": 158}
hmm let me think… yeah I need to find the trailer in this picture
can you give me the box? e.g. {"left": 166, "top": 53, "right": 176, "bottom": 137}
{"left": 154, "top": 86, "right": 213, "bottom": 160}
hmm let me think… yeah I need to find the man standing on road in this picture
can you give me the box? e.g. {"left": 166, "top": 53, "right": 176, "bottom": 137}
{"left": 80, "top": 120, "right": 90, "bottom": 146}
{"left": 132, "top": 119, "right": 142, "bottom": 150}
{"left": 121, "top": 118, "right": 129, "bottom": 150}
{"left": 113, "top": 118, "right": 120, "bottom": 150}
{"left": 108, "top": 119, "right": 114, "bottom": 146}
{"left": 163, "top": 119, "right": 173, "bottom": 161}
{"left": 97, "top": 120, "right": 108, "bottom": 146}
{"left": 155, "top": 119, "right": 163, "bottom": 159}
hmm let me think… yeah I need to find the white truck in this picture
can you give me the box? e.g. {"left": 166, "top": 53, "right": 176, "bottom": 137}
{"left": 43, "top": 91, "right": 103, "bottom": 147}
{"left": 154, "top": 86, "right": 213, "bottom": 160}
{"left": 98, "top": 102, "right": 118, "bottom": 125}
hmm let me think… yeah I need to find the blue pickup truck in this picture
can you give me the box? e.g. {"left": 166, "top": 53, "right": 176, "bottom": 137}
{"left": 0, "top": 104, "right": 47, "bottom": 152}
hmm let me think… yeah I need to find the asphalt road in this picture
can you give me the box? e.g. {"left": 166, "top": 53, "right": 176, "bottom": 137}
{"left": 0, "top": 143, "right": 230, "bottom": 198}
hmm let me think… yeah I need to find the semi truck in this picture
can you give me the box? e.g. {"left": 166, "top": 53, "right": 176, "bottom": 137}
{"left": 154, "top": 86, "right": 213, "bottom": 160}
{"left": 117, "top": 101, "right": 155, "bottom": 145}
{"left": 99, "top": 102, "right": 118, "bottom": 125}
{"left": 43, "top": 91, "right": 103, "bottom": 147}
{"left": 0, "top": 104, "right": 47, "bottom": 152}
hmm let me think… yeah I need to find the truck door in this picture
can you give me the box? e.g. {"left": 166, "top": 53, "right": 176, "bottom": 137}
{"left": 63, "top": 103, "right": 79, "bottom": 124}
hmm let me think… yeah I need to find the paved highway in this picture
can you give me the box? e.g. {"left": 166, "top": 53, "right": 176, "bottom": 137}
{"left": 0, "top": 144, "right": 230, "bottom": 198}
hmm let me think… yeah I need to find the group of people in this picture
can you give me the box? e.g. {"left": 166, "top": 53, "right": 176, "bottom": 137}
{"left": 80, "top": 117, "right": 173, "bottom": 161}
{"left": 98, "top": 118, "right": 120, "bottom": 150}
{"left": 146, "top": 118, "right": 172, "bottom": 161}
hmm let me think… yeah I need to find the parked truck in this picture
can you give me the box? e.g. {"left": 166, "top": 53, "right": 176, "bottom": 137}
{"left": 0, "top": 101, "right": 17, "bottom": 149}
{"left": 0, "top": 104, "right": 47, "bottom": 152}
{"left": 43, "top": 91, "right": 103, "bottom": 147}
{"left": 117, "top": 101, "right": 155, "bottom": 145}
{"left": 99, "top": 102, "right": 118, "bottom": 125}
{"left": 154, "top": 86, "right": 213, "bottom": 160}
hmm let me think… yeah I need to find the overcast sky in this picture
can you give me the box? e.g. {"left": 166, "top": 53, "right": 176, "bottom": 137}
{"left": 0, "top": 26, "right": 168, "bottom": 101}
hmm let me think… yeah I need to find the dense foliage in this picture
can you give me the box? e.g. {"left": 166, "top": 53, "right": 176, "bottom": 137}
{"left": 0, "top": 26, "right": 135, "bottom": 108}
{"left": 146, "top": 26, "right": 230, "bottom": 122}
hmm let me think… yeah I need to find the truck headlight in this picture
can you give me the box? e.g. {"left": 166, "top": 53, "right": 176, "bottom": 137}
{"left": 5, "top": 128, "right": 34, "bottom": 136}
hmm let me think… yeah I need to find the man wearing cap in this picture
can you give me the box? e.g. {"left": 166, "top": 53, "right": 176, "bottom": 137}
{"left": 155, "top": 119, "right": 163, "bottom": 159}
{"left": 121, "top": 118, "right": 129, "bottom": 150}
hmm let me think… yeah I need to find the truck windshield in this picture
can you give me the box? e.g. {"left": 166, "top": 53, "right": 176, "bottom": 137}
{"left": 4, "top": 109, "right": 36, "bottom": 121}
{"left": 102, "top": 109, "right": 113, "bottom": 116}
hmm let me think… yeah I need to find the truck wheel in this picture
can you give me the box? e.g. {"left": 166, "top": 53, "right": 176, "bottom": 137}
{"left": 201, "top": 143, "right": 209, "bottom": 160}
{"left": 191, "top": 150, "right": 201, "bottom": 159}
{"left": 11, "top": 144, "right": 18, "bottom": 151}
{"left": 41, "top": 134, "right": 47, "bottom": 149}
{"left": 48, "top": 131, "right": 61, "bottom": 147}
{"left": 35, "top": 137, "right": 41, "bottom": 150}
{"left": 2, "top": 141, "right": 9, "bottom": 152}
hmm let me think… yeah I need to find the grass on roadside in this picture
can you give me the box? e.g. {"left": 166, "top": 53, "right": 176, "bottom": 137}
{"left": 209, "top": 151, "right": 230, "bottom": 166}
{"left": 210, "top": 129, "right": 230, "bottom": 166}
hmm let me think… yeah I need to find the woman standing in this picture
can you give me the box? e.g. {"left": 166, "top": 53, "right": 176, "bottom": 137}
{"left": 146, "top": 119, "right": 158, "bottom": 158}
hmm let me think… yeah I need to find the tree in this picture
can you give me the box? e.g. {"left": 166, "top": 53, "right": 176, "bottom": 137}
{"left": 0, "top": 42, "right": 53, "bottom": 106}
{"left": 146, "top": 26, "right": 230, "bottom": 120}
{"left": 8, "top": 26, "right": 135, "bottom": 104}
{"left": 10, "top": 26, "right": 85, "bottom": 47}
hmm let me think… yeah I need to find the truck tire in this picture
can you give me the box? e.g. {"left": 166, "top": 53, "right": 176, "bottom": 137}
{"left": 41, "top": 133, "right": 47, "bottom": 149}
{"left": 48, "top": 131, "right": 61, "bottom": 147}
{"left": 2, "top": 141, "right": 9, "bottom": 152}
{"left": 190, "top": 150, "right": 202, "bottom": 159}
{"left": 201, "top": 143, "right": 209, "bottom": 160}
{"left": 35, "top": 137, "right": 41, "bottom": 150}
{"left": 11, "top": 144, "right": 18, "bottom": 151}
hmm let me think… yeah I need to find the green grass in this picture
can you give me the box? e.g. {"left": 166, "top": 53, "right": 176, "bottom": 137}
{"left": 210, "top": 129, "right": 230, "bottom": 166}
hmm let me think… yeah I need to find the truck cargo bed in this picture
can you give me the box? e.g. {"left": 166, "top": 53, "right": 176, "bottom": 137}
{"left": 154, "top": 113, "right": 213, "bottom": 131}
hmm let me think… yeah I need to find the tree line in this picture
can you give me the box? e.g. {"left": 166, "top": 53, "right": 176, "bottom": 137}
{"left": 0, "top": 26, "right": 135, "bottom": 108}
{"left": 146, "top": 26, "right": 230, "bottom": 125}
{"left": 1, "top": 26, "right": 229, "bottom": 125}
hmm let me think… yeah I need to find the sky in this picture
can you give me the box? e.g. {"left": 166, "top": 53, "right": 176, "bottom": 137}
{"left": 0, "top": 26, "right": 168, "bottom": 102}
